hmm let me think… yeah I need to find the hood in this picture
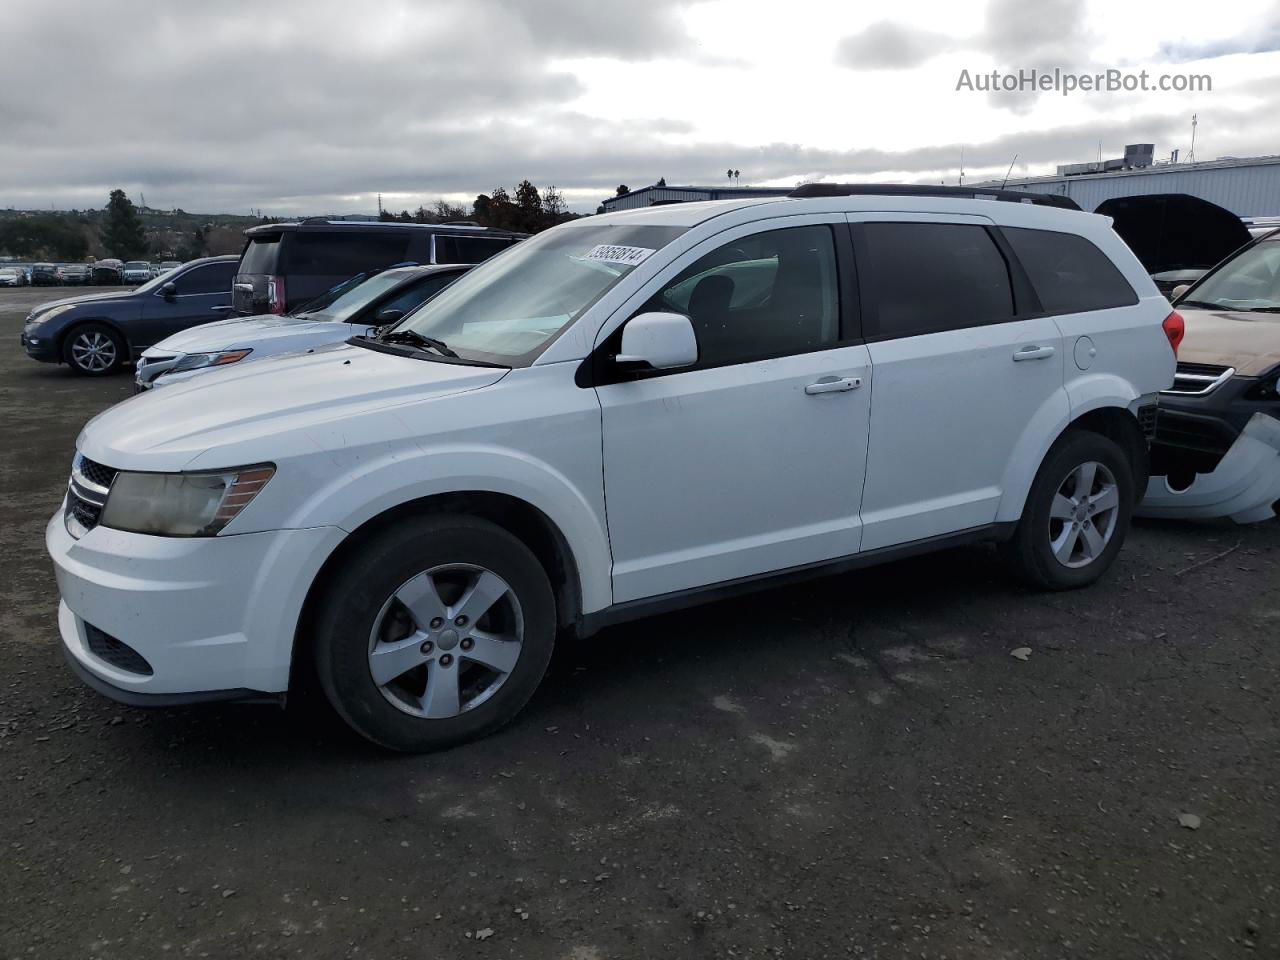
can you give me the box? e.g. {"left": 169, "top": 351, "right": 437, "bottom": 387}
{"left": 78, "top": 342, "right": 509, "bottom": 471}
{"left": 30, "top": 288, "right": 139, "bottom": 316}
{"left": 146, "top": 313, "right": 346, "bottom": 355}
{"left": 1097, "top": 194, "right": 1251, "bottom": 274}
{"left": 1177, "top": 307, "right": 1280, "bottom": 376}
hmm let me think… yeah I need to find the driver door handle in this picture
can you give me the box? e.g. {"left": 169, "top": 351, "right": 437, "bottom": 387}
{"left": 210, "top": 305, "right": 234, "bottom": 313}
{"left": 805, "top": 376, "right": 862, "bottom": 395}
{"left": 1013, "top": 345, "right": 1055, "bottom": 361}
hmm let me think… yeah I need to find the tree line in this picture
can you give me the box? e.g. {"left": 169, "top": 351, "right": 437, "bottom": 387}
{"left": 379, "top": 180, "right": 578, "bottom": 233}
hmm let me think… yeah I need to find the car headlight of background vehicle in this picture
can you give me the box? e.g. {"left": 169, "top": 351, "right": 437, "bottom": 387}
{"left": 169, "top": 349, "right": 253, "bottom": 373}
{"left": 100, "top": 465, "right": 274, "bottom": 536}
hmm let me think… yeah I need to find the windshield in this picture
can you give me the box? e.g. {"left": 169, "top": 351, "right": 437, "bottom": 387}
{"left": 391, "top": 223, "right": 686, "bottom": 364}
{"left": 125, "top": 261, "right": 149, "bottom": 269}
{"left": 1184, "top": 239, "right": 1280, "bottom": 310}
{"left": 297, "top": 270, "right": 412, "bottom": 321}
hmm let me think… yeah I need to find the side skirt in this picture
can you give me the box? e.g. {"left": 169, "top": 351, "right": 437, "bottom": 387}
{"left": 579, "top": 522, "right": 1015, "bottom": 636}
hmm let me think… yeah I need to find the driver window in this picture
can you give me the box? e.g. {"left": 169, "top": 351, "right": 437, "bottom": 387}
{"left": 642, "top": 225, "right": 840, "bottom": 368}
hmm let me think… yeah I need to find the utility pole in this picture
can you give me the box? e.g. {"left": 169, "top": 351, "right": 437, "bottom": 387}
{"left": 1188, "top": 114, "right": 1198, "bottom": 164}
{"left": 959, "top": 147, "right": 964, "bottom": 185}
{"left": 377, "top": 193, "right": 383, "bottom": 217}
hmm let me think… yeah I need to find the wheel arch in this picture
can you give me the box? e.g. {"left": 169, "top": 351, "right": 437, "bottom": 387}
{"left": 57, "top": 317, "right": 133, "bottom": 362}
{"left": 290, "top": 491, "right": 585, "bottom": 694}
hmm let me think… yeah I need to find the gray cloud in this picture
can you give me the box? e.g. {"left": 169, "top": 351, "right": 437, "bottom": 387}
{"left": 1159, "top": 3, "right": 1280, "bottom": 60}
{"left": 835, "top": 21, "right": 953, "bottom": 70}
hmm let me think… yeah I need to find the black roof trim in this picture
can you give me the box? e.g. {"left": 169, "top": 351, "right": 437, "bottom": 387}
{"left": 787, "top": 183, "right": 1081, "bottom": 210}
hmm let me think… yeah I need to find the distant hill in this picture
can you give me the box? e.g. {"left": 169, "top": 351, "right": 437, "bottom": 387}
{"left": 0, "top": 207, "right": 269, "bottom": 261}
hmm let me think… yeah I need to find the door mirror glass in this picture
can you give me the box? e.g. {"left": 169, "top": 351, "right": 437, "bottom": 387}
{"left": 161, "top": 281, "right": 177, "bottom": 300}
{"left": 616, "top": 311, "right": 698, "bottom": 369}
{"left": 375, "top": 307, "right": 405, "bottom": 324}
{"left": 1170, "top": 283, "right": 1190, "bottom": 302}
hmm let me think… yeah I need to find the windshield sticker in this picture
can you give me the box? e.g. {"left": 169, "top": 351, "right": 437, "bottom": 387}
{"left": 576, "top": 244, "right": 656, "bottom": 267}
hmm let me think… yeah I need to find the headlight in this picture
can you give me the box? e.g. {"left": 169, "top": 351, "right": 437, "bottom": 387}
{"left": 29, "top": 304, "right": 71, "bottom": 327}
{"left": 169, "top": 349, "right": 252, "bottom": 373}
{"left": 100, "top": 465, "right": 274, "bottom": 536}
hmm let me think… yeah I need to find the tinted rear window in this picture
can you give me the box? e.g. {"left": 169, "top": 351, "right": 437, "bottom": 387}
{"left": 862, "top": 222, "right": 1014, "bottom": 338}
{"left": 434, "top": 235, "right": 511, "bottom": 265}
{"left": 1004, "top": 227, "right": 1138, "bottom": 314}
{"left": 282, "top": 231, "right": 413, "bottom": 276}
{"left": 239, "top": 236, "right": 281, "bottom": 274}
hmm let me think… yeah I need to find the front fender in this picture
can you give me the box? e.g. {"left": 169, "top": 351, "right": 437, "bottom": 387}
{"left": 282, "top": 445, "right": 613, "bottom": 614}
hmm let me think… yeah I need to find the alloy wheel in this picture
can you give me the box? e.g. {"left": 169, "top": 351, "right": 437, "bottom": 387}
{"left": 368, "top": 563, "right": 525, "bottom": 719}
{"left": 1048, "top": 460, "right": 1120, "bottom": 569}
{"left": 70, "top": 331, "right": 117, "bottom": 372}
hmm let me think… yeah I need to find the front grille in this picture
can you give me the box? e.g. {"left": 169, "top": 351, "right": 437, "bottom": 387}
{"left": 65, "top": 454, "right": 117, "bottom": 538}
{"left": 1164, "top": 362, "right": 1234, "bottom": 396}
{"left": 85, "top": 623, "right": 153, "bottom": 676}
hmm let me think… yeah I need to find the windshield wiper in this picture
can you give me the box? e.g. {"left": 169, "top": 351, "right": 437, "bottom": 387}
{"left": 378, "top": 329, "right": 459, "bottom": 358}
{"left": 1177, "top": 299, "right": 1228, "bottom": 310}
{"left": 1247, "top": 306, "right": 1280, "bottom": 313}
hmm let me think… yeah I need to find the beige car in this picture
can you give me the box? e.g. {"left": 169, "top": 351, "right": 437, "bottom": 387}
{"left": 1141, "top": 228, "right": 1280, "bottom": 522}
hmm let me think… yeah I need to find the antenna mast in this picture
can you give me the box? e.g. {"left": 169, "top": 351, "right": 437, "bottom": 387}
{"left": 1001, "top": 153, "right": 1018, "bottom": 189}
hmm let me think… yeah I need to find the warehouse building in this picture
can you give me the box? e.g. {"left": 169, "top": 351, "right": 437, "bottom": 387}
{"left": 601, "top": 184, "right": 794, "bottom": 212}
{"left": 974, "top": 151, "right": 1280, "bottom": 218}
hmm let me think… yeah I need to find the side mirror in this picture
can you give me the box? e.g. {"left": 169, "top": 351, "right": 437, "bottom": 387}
{"left": 375, "top": 308, "right": 405, "bottom": 324}
{"left": 1170, "top": 284, "right": 1190, "bottom": 302}
{"left": 616, "top": 311, "right": 698, "bottom": 370}
{"left": 161, "top": 281, "right": 177, "bottom": 300}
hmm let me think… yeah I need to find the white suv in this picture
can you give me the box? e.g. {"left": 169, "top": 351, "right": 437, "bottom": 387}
{"left": 48, "top": 186, "right": 1178, "bottom": 751}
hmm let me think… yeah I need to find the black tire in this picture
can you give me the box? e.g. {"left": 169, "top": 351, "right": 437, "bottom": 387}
{"left": 62, "top": 323, "right": 126, "bottom": 376}
{"left": 999, "top": 430, "right": 1135, "bottom": 590}
{"left": 313, "top": 514, "right": 556, "bottom": 752}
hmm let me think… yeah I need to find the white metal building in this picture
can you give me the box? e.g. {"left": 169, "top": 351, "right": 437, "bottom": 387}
{"left": 973, "top": 155, "right": 1280, "bottom": 218}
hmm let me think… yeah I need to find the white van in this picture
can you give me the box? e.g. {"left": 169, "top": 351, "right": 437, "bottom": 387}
{"left": 48, "top": 186, "right": 1178, "bottom": 751}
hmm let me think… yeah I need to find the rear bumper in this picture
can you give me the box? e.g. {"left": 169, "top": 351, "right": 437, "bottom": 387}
{"left": 1140, "top": 413, "right": 1280, "bottom": 523}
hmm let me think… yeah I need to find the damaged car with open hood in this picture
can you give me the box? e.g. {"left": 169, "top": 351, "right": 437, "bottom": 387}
{"left": 1140, "top": 227, "right": 1280, "bottom": 523}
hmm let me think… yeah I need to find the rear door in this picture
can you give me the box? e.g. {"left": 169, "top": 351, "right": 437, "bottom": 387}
{"left": 852, "top": 215, "right": 1068, "bottom": 550}
{"left": 138, "top": 260, "right": 238, "bottom": 346}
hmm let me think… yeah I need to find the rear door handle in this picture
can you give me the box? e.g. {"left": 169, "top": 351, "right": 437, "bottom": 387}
{"left": 805, "top": 376, "right": 862, "bottom": 395}
{"left": 1012, "top": 345, "right": 1055, "bottom": 361}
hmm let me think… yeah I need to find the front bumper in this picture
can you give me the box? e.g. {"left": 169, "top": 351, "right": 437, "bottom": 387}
{"left": 134, "top": 352, "right": 181, "bottom": 390}
{"left": 21, "top": 329, "right": 59, "bottom": 362}
{"left": 1140, "top": 413, "right": 1280, "bottom": 523}
{"left": 47, "top": 509, "right": 345, "bottom": 701}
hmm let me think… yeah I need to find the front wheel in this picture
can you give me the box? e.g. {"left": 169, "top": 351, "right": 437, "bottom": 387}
{"left": 63, "top": 323, "right": 125, "bottom": 376}
{"left": 313, "top": 515, "right": 556, "bottom": 752}
{"left": 1000, "top": 430, "right": 1134, "bottom": 590}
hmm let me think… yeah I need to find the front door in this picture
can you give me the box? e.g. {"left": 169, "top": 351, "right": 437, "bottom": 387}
{"left": 139, "top": 260, "right": 238, "bottom": 346}
{"left": 596, "top": 220, "right": 872, "bottom": 603}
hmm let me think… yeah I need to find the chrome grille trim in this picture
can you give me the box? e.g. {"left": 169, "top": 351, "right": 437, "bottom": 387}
{"left": 1162, "top": 364, "right": 1235, "bottom": 397}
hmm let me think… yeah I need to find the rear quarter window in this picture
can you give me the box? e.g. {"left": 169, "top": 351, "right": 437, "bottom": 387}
{"left": 1003, "top": 227, "right": 1138, "bottom": 314}
{"left": 282, "top": 231, "right": 413, "bottom": 276}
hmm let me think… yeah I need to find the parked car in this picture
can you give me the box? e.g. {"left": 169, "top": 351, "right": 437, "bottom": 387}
{"left": 232, "top": 220, "right": 525, "bottom": 316}
{"left": 1140, "top": 227, "right": 1280, "bottom": 522}
{"left": 121, "top": 261, "right": 152, "bottom": 285}
{"left": 0, "top": 266, "right": 27, "bottom": 287}
{"left": 31, "top": 263, "right": 59, "bottom": 286}
{"left": 1151, "top": 268, "right": 1208, "bottom": 298}
{"left": 136, "top": 263, "right": 470, "bottom": 389}
{"left": 159, "top": 260, "right": 181, "bottom": 274}
{"left": 21, "top": 255, "right": 238, "bottom": 376}
{"left": 92, "top": 260, "right": 124, "bottom": 285}
{"left": 56, "top": 264, "right": 93, "bottom": 286}
{"left": 47, "top": 185, "right": 1175, "bottom": 751}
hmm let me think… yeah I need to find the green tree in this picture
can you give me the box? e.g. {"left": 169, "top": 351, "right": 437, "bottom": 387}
{"left": 616, "top": 184, "right": 630, "bottom": 197}
{"left": 543, "top": 185, "right": 567, "bottom": 221}
{"left": 100, "top": 189, "right": 148, "bottom": 259}
{"left": 514, "top": 180, "right": 542, "bottom": 232}
{"left": 177, "top": 224, "right": 208, "bottom": 261}
{"left": 0, "top": 216, "right": 88, "bottom": 260}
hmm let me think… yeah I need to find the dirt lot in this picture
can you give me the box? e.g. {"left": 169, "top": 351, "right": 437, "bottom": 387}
{"left": 1, "top": 286, "right": 1278, "bottom": 960}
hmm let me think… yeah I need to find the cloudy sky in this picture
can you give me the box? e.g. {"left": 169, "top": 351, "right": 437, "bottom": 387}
{"left": 1, "top": 0, "right": 1277, "bottom": 215}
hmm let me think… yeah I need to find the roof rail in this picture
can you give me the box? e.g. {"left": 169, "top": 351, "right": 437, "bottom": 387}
{"left": 787, "top": 183, "right": 1081, "bottom": 210}
{"left": 443, "top": 220, "right": 481, "bottom": 226}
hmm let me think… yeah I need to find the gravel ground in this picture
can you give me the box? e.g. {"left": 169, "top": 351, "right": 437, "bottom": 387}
{"left": 1, "top": 286, "right": 1278, "bottom": 960}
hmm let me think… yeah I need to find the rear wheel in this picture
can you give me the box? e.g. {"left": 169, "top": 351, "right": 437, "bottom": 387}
{"left": 1000, "top": 430, "right": 1134, "bottom": 590}
{"left": 313, "top": 514, "right": 556, "bottom": 752}
{"left": 63, "top": 323, "right": 125, "bottom": 376}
